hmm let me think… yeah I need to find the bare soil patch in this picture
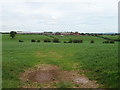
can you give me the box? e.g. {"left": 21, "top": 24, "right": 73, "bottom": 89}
{"left": 20, "top": 64, "right": 100, "bottom": 88}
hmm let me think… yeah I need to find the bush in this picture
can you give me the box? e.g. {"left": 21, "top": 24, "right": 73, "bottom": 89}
{"left": 73, "top": 40, "right": 78, "bottom": 43}
{"left": 72, "top": 39, "right": 83, "bottom": 43}
{"left": 19, "top": 40, "right": 24, "bottom": 42}
{"left": 37, "top": 40, "right": 40, "bottom": 42}
{"left": 44, "top": 39, "right": 51, "bottom": 42}
{"left": 31, "top": 39, "right": 36, "bottom": 42}
{"left": 103, "top": 41, "right": 109, "bottom": 44}
{"left": 90, "top": 40, "right": 94, "bottom": 43}
{"left": 109, "top": 40, "right": 114, "bottom": 44}
{"left": 53, "top": 38, "right": 60, "bottom": 43}
{"left": 64, "top": 41, "right": 67, "bottom": 43}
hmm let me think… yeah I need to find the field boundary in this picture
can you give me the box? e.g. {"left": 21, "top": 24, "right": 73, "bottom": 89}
{"left": 94, "top": 35, "right": 120, "bottom": 42}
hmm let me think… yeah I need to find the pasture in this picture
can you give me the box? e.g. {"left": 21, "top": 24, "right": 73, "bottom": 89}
{"left": 2, "top": 34, "right": 118, "bottom": 88}
{"left": 102, "top": 35, "right": 119, "bottom": 40}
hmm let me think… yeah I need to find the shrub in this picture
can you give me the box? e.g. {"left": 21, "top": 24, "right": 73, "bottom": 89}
{"left": 90, "top": 40, "right": 94, "bottom": 43}
{"left": 103, "top": 40, "right": 115, "bottom": 44}
{"left": 73, "top": 39, "right": 78, "bottom": 43}
{"left": 44, "top": 39, "right": 51, "bottom": 42}
{"left": 37, "top": 40, "right": 40, "bottom": 42}
{"left": 109, "top": 40, "right": 114, "bottom": 44}
{"left": 19, "top": 40, "right": 24, "bottom": 42}
{"left": 64, "top": 41, "right": 67, "bottom": 43}
{"left": 103, "top": 41, "right": 109, "bottom": 44}
{"left": 31, "top": 39, "right": 36, "bottom": 42}
{"left": 72, "top": 39, "right": 83, "bottom": 43}
{"left": 53, "top": 38, "right": 60, "bottom": 43}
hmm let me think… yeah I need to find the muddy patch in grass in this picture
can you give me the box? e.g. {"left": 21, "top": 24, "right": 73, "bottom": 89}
{"left": 20, "top": 64, "right": 100, "bottom": 88}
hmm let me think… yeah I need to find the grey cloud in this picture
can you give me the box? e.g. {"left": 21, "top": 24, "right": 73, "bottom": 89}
{"left": 1, "top": 0, "right": 118, "bottom": 33}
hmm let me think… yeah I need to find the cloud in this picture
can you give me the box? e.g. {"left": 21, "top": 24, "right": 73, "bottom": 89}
{"left": 0, "top": 0, "right": 119, "bottom": 32}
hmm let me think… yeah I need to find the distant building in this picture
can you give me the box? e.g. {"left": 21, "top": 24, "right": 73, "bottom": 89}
{"left": 55, "top": 32, "right": 61, "bottom": 35}
{"left": 73, "top": 32, "right": 80, "bottom": 36}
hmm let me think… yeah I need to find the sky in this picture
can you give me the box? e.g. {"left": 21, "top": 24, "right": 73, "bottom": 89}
{"left": 0, "top": 0, "right": 119, "bottom": 33}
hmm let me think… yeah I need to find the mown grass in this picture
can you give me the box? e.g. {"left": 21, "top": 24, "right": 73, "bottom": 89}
{"left": 2, "top": 34, "right": 118, "bottom": 88}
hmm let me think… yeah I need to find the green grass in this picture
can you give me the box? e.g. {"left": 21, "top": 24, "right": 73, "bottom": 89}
{"left": 54, "top": 82, "right": 74, "bottom": 88}
{"left": 2, "top": 34, "right": 118, "bottom": 88}
{"left": 47, "top": 35, "right": 105, "bottom": 43}
{"left": 101, "top": 35, "right": 119, "bottom": 40}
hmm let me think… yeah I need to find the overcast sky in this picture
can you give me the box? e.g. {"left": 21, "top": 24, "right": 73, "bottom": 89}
{"left": 0, "top": 0, "right": 119, "bottom": 33}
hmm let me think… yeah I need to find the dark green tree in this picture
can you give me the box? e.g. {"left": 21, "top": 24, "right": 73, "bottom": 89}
{"left": 10, "top": 31, "right": 17, "bottom": 38}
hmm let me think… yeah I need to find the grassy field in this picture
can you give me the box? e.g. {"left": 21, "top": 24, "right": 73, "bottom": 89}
{"left": 101, "top": 35, "right": 119, "bottom": 40}
{"left": 2, "top": 34, "right": 118, "bottom": 88}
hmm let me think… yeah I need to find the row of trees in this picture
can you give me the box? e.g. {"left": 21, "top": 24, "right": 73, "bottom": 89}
{"left": 19, "top": 39, "right": 115, "bottom": 44}
{"left": 9, "top": 31, "right": 120, "bottom": 39}
{"left": 19, "top": 39, "right": 95, "bottom": 43}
